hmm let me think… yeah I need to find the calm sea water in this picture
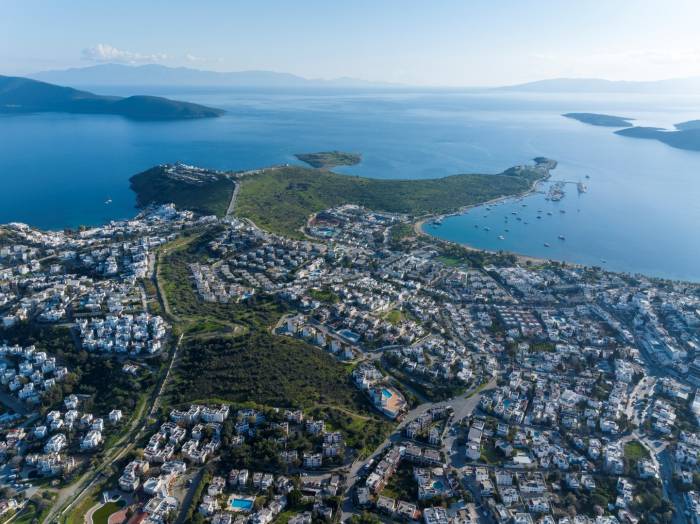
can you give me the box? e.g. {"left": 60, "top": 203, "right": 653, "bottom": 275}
{"left": 0, "top": 87, "right": 698, "bottom": 281}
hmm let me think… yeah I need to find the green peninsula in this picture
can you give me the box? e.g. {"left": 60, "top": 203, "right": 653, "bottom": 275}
{"left": 295, "top": 150, "right": 362, "bottom": 169}
{"left": 235, "top": 160, "right": 552, "bottom": 237}
{"left": 130, "top": 163, "right": 234, "bottom": 216}
{"left": 563, "top": 112, "right": 634, "bottom": 127}
{"left": 131, "top": 159, "right": 554, "bottom": 238}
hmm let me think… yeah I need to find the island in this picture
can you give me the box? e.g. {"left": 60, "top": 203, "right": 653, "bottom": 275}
{"left": 615, "top": 126, "right": 700, "bottom": 151}
{"left": 294, "top": 150, "right": 362, "bottom": 169}
{"left": 675, "top": 119, "right": 700, "bottom": 131}
{"left": 563, "top": 111, "right": 700, "bottom": 151}
{"left": 0, "top": 74, "right": 224, "bottom": 119}
{"left": 563, "top": 112, "right": 634, "bottom": 127}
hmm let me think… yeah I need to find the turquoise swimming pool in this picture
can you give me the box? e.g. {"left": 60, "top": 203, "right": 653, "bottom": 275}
{"left": 231, "top": 498, "right": 254, "bottom": 511}
{"left": 382, "top": 388, "right": 393, "bottom": 398}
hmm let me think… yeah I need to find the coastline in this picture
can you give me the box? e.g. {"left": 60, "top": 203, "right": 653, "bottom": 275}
{"left": 413, "top": 161, "right": 552, "bottom": 266}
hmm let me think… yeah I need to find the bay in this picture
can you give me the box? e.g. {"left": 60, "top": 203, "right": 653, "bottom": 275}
{"left": 0, "top": 87, "right": 698, "bottom": 281}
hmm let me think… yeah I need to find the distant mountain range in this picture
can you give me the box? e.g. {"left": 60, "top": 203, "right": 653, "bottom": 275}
{"left": 29, "top": 63, "right": 396, "bottom": 88}
{"left": 27, "top": 64, "right": 700, "bottom": 93}
{"left": 0, "top": 75, "right": 224, "bottom": 119}
{"left": 500, "top": 76, "right": 700, "bottom": 93}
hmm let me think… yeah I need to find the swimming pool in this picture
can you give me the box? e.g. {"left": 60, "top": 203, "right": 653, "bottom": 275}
{"left": 230, "top": 498, "right": 254, "bottom": 511}
{"left": 382, "top": 388, "right": 393, "bottom": 399}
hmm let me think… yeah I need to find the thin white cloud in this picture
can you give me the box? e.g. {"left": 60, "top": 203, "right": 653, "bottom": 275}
{"left": 185, "top": 53, "right": 223, "bottom": 64}
{"left": 82, "top": 43, "right": 167, "bottom": 64}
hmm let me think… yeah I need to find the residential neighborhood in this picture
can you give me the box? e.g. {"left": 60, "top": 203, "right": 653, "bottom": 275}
{"left": 0, "top": 194, "right": 698, "bottom": 524}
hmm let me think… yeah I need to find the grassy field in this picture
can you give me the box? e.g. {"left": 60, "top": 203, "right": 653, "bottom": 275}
{"left": 235, "top": 165, "right": 544, "bottom": 238}
{"left": 130, "top": 166, "right": 234, "bottom": 217}
{"left": 624, "top": 440, "right": 650, "bottom": 461}
{"left": 384, "top": 309, "right": 405, "bottom": 325}
{"left": 91, "top": 501, "right": 125, "bottom": 524}
{"left": 381, "top": 463, "right": 416, "bottom": 500}
{"left": 167, "top": 331, "right": 370, "bottom": 411}
{"left": 63, "top": 489, "right": 102, "bottom": 524}
{"left": 157, "top": 227, "right": 383, "bottom": 424}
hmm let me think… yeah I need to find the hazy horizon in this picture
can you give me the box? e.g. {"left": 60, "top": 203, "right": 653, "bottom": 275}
{"left": 14, "top": 62, "right": 700, "bottom": 90}
{"left": 3, "top": 0, "right": 700, "bottom": 87}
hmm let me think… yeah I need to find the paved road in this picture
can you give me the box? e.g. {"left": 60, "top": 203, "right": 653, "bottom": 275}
{"left": 44, "top": 332, "right": 184, "bottom": 524}
{"left": 340, "top": 377, "right": 497, "bottom": 521}
{"left": 225, "top": 178, "right": 239, "bottom": 216}
{"left": 175, "top": 468, "right": 206, "bottom": 524}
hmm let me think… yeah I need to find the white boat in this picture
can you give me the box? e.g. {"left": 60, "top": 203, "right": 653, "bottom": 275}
{"left": 498, "top": 235, "right": 505, "bottom": 240}
{"left": 558, "top": 235, "right": 565, "bottom": 240}
{"left": 104, "top": 198, "right": 112, "bottom": 205}
{"left": 544, "top": 243, "right": 550, "bottom": 247}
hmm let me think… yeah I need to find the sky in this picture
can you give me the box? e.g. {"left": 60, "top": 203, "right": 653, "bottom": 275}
{"left": 2, "top": 0, "right": 700, "bottom": 86}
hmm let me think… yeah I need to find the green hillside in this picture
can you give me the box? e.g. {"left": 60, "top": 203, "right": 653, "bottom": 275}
{"left": 235, "top": 164, "right": 546, "bottom": 237}
{"left": 0, "top": 74, "right": 224, "bottom": 119}
{"left": 130, "top": 166, "right": 234, "bottom": 217}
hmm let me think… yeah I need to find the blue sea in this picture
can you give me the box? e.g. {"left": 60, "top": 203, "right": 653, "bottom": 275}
{"left": 0, "top": 86, "right": 699, "bottom": 281}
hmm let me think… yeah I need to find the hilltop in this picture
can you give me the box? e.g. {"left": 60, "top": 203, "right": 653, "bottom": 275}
{"left": 129, "top": 163, "right": 234, "bottom": 216}
{"left": 0, "top": 74, "right": 224, "bottom": 119}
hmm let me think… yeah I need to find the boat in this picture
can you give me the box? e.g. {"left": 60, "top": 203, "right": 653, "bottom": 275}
{"left": 585, "top": 174, "right": 590, "bottom": 179}
{"left": 558, "top": 235, "right": 565, "bottom": 240}
{"left": 577, "top": 181, "right": 588, "bottom": 194}
{"left": 516, "top": 217, "right": 522, "bottom": 221}
{"left": 104, "top": 198, "right": 112, "bottom": 205}
{"left": 559, "top": 210, "right": 566, "bottom": 214}
{"left": 544, "top": 243, "right": 550, "bottom": 247}
{"left": 536, "top": 216, "right": 542, "bottom": 219}
{"left": 498, "top": 235, "right": 505, "bottom": 240}
{"left": 484, "top": 227, "right": 490, "bottom": 231}
{"left": 547, "top": 212, "right": 552, "bottom": 216}
{"left": 505, "top": 229, "right": 509, "bottom": 232}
